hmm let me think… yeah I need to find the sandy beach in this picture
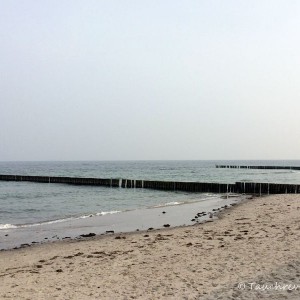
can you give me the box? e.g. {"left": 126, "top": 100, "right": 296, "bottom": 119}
{"left": 0, "top": 194, "right": 299, "bottom": 300}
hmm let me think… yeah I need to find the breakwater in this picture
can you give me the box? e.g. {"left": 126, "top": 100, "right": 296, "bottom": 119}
{"left": 216, "top": 165, "right": 300, "bottom": 170}
{"left": 0, "top": 174, "right": 299, "bottom": 195}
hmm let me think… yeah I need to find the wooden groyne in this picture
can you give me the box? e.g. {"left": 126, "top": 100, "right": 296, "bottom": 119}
{"left": 216, "top": 165, "right": 300, "bottom": 170}
{"left": 0, "top": 175, "right": 235, "bottom": 193}
{"left": 0, "top": 174, "right": 300, "bottom": 195}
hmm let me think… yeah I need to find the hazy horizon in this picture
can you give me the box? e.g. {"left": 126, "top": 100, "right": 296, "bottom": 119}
{"left": 1, "top": 1, "right": 300, "bottom": 161}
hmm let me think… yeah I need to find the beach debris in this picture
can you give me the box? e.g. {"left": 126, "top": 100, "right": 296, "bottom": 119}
{"left": 105, "top": 230, "right": 114, "bottom": 234}
{"left": 197, "top": 212, "right": 207, "bottom": 217}
{"left": 163, "top": 224, "right": 170, "bottom": 227}
{"left": 80, "top": 233, "right": 96, "bottom": 237}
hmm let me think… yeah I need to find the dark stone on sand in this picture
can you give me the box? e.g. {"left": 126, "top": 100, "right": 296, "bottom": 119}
{"left": 148, "top": 227, "right": 154, "bottom": 231}
{"left": 80, "top": 233, "right": 96, "bottom": 237}
{"left": 56, "top": 269, "right": 63, "bottom": 273}
{"left": 136, "top": 229, "right": 139, "bottom": 231}
{"left": 31, "top": 241, "right": 38, "bottom": 244}
{"left": 105, "top": 230, "right": 114, "bottom": 234}
{"left": 186, "top": 243, "right": 193, "bottom": 247}
{"left": 191, "top": 219, "right": 195, "bottom": 222}
{"left": 5, "top": 234, "right": 8, "bottom": 237}
{"left": 115, "top": 236, "right": 121, "bottom": 239}
{"left": 63, "top": 237, "right": 71, "bottom": 239}
{"left": 44, "top": 237, "right": 48, "bottom": 239}
{"left": 20, "top": 243, "right": 30, "bottom": 248}
{"left": 163, "top": 224, "right": 170, "bottom": 227}
{"left": 144, "top": 234, "right": 149, "bottom": 237}
{"left": 162, "top": 211, "right": 166, "bottom": 214}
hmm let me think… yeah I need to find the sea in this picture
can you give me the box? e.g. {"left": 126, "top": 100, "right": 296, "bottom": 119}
{"left": 1, "top": 160, "right": 300, "bottom": 250}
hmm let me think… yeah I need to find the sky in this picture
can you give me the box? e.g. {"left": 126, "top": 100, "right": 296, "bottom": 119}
{"left": 1, "top": 0, "right": 300, "bottom": 161}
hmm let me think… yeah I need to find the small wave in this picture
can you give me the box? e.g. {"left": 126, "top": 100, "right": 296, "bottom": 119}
{"left": 153, "top": 201, "right": 183, "bottom": 208}
{"left": 23, "top": 208, "right": 41, "bottom": 212}
{"left": 8, "top": 218, "right": 76, "bottom": 228}
{"left": 165, "top": 201, "right": 182, "bottom": 206}
{"left": 79, "top": 210, "right": 121, "bottom": 218}
{"left": 0, "top": 224, "right": 17, "bottom": 229}
{"left": 96, "top": 210, "right": 121, "bottom": 216}
{"left": 0, "top": 210, "right": 122, "bottom": 229}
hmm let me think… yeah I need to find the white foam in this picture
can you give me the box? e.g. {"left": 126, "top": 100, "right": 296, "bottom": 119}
{"left": 0, "top": 224, "right": 17, "bottom": 229}
{"left": 96, "top": 210, "right": 121, "bottom": 216}
{"left": 15, "top": 218, "right": 75, "bottom": 228}
{"left": 0, "top": 211, "right": 122, "bottom": 230}
{"left": 153, "top": 201, "right": 183, "bottom": 208}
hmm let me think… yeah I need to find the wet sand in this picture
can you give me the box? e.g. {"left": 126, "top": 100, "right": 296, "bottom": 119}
{"left": 0, "top": 194, "right": 299, "bottom": 299}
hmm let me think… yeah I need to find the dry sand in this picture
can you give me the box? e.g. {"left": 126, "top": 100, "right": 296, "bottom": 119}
{"left": 0, "top": 194, "right": 299, "bottom": 300}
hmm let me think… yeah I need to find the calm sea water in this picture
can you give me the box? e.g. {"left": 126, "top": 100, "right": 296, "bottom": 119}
{"left": 1, "top": 160, "right": 300, "bottom": 229}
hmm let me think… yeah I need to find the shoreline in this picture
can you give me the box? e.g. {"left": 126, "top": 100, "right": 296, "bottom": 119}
{"left": 0, "top": 194, "right": 299, "bottom": 299}
{"left": 0, "top": 194, "right": 243, "bottom": 251}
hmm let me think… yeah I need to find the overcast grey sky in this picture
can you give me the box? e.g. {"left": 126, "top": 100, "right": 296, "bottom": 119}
{"left": 1, "top": 1, "right": 300, "bottom": 161}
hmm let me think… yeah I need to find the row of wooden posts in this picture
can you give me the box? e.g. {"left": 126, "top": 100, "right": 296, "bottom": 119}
{"left": 216, "top": 165, "right": 300, "bottom": 170}
{"left": 0, "top": 174, "right": 299, "bottom": 195}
